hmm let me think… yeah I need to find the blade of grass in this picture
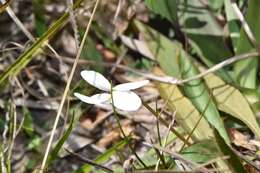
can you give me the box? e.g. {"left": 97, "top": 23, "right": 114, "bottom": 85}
{"left": 46, "top": 113, "right": 75, "bottom": 167}
{"left": 0, "top": 0, "right": 12, "bottom": 13}
{"left": 0, "top": 0, "right": 84, "bottom": 85}
{"left": 74, "top": 139, "right": 128, "bottom": 173}
{"left": 39, "top": 1, "right": 100, "bottom": 172}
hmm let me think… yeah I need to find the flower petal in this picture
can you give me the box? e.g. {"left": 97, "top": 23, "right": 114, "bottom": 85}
{"left": 74, "top": 92, "right": 110, "bottom": 104}
{"left": 81, "top": 70, "right": 111, "bottom": 91}
{"left": 112, "top": 91, "right": 142, "bottom": 111}
{"left": 114, "top": 80, "right": 149, "bottom": 91}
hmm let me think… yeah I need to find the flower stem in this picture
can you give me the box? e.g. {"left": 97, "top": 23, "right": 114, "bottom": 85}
{"left": 110, "top": 84, "right": 147, "bottom": 168}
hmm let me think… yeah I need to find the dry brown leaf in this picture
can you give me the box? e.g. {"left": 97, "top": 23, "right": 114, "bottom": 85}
{"left": 80, "top": 110, "right": 112, "bottom": 130}
{"left": 229, "top": 129, "right": 257, "bottom": 151}
{"left": 97, "top": 120, "right": 134, "bottom": 148}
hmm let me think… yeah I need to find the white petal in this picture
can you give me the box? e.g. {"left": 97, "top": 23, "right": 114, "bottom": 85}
{"left": 81, "top": 70, "right": 111, "bottom": 91}
{"left": 74, "top": 92, "right": 110, "bottom": 105}
{"left": 113, "top": 80, "right": 149, "bottom": 91}
{"left": 112, "top": 91, "right": 142, "bottom": 111}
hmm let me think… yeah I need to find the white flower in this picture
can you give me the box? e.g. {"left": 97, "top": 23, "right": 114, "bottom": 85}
{"left": 74, "top": 70, "right": 149, "bottom": 111}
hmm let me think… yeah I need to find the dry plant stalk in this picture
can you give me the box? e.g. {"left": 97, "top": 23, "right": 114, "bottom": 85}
{"left": 39, "top": 0, "right": 100, "bottom": 172}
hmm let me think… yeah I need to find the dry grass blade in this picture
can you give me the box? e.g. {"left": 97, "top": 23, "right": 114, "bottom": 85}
{"left": 0, "top": 0, "right": 12, "bottom": 13}
{"left": 39, "top": 0, "right": 100, "bottom": 172}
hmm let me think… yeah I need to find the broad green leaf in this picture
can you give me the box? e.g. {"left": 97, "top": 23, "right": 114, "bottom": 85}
{"left": 179, "top": 54, "right": 230, "bottom": 144}
{"left": 74, "top": 139, "right": 128, "bottom": 173}
{"left": 46, "top": 113, "right": 75, "bottom": 166}
{"left": 135, "top": 21, "right": 230, "bottom": 144}
{"left": 204, "top": 73, "right": 260, "bottom": 138}
{"left": 178, "top": 0, "right": 233, "bottom": 82}
{"left": 0, "top": 0, "right": 84, "bottom": 85}
{"left": 181, "top": 140, "right": 220, "bottom": 163}
{"left": 240, "top": 87, "right": 260, "bottom": 104}
{"left": 234, "top": 0, "right": 260, "bottom": 88}
{"left": 156, "top": 80, "right": 214, "bottom": 141}
{"left": 145, "top": 0, "right": 178, "bottom": 23}
{"left": 178, "top": 0, "right": 232, "bottom": 65}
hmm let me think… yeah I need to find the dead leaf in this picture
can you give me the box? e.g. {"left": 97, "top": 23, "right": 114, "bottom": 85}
{"left": 229, "top": 129, "right": 257, "bottom": 151}
{"left": 120, "top": 35, "right": 154, "bottom": 60}
{"left": 97, "top": 120, "right": 134, "bottom": 148}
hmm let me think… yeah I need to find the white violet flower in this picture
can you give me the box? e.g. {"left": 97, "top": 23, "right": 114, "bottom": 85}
{"left": 74, "top": 70, "right": 149, "bottom": 111}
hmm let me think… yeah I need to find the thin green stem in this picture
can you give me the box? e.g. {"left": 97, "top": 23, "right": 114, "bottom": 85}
{"left": 110, "top": 84, "right": 147, "bottom": 168}
{"left": 143, "top": 101, "right": 191, "bottom": 146}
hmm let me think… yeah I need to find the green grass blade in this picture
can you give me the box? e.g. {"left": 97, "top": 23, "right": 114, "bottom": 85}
{"left": 46, "top": 113, "right": 75, "bottom": 166}
{"left": 33, "top": 0, "right": 47, "bottom": 36}
{"left": 0, "top": 0, "right": 84, "bottom": 85}
{"left": 74, "top": 139, "right": 128, "bottom": 173}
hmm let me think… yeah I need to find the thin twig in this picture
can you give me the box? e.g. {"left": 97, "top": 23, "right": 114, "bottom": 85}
{"left": 51, "top": 50, "right": 258, "bottom": 85}
{"left": 67, "top": 0, "right": 80, "bottom": 49}
{"left": 142, "top": 101, "right": 191, "bottom": 146}
{"left": 110, "top": 48, "right": 127, "bottom": 74}
{"left": 231, "top": 148, "right": 260, "bottom": 172}
{"left": 65, "top": 148, "right": 113, "bottom": 173}
{"left": 231, "top": 3, "right": 260, "bottom": 53}
{"left": 113, "top": 0, "right": 122, "bottom": 24}
{"left": 155, "top": 112, "right": 176, "bottom": 170}
{"left": 193, "top": 156, "right": 230, "bottom": 171}
{"left": 178, "top": 50, "right": 258, "bottom": 84}
{"left": 135, "top": 169, "right": 229, "bottom": 173}
{"left": 39, "top": 0, "right": 100, "bottom": 172}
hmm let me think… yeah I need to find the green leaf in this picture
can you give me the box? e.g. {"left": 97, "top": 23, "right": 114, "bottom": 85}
{"left": 74, "top": 139, "right": 128, "bottom": 173}
{"left": 79, "top": 35, "right": 104, "bottom": 73}
{"left": 208, "top": 0, "right": 224, "bottom": 10}
{"left": 27, "top": 136, "right": 42, "bottom": 152}
{"left": 134, "top": 21, "right": 181, "bottom": 78}
{"left": 33, "top": 0, "right": 47, "bottom": 36}
{"left": 145, "top": 0, "right": 178, "bottom": 23}
{"left": 179, "top": 55, "right": 230, "bottom": 144}
{"left": 181, "top": 140, "right": 220, "bottom": 163}
{"left": 214, "top": 130, "right": 248, "bottom": 173}
{"left": 178, "top": 0, "right": 233, "bottom": 82}
{"left": 156, "top": 80, "right": 214, "bottom": 141}
{"left": 204, "top": 73, "right": 260, "bottom": 138}
{"left": 234, "top": 0, "right": 260, "bottom": 88}
{"left": 135, "top": 21, "right": 230, "bottom": 144}
{"left": 22, "top": 107, "right": 34, "bottom": 137}
{"left": 0, "top": 0, "right": 84, "bottom": 85}
{"left": 46, "top": 113, "right": 75, "bottom": 166}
